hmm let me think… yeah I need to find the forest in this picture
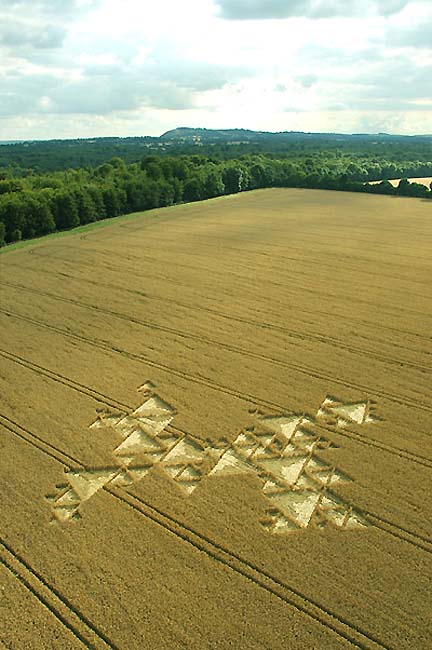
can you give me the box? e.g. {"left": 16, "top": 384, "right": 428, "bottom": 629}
{"left": 0, "top": 130, "right": 431, "bottom": 246}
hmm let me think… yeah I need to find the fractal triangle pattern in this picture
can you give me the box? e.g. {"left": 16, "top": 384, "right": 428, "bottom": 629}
{"left": 47, "top": 383, "right": 378, "bottom": 534}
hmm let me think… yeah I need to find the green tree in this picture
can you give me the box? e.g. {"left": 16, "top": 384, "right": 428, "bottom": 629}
{"left": 396, "top": 178, "right": 410, "bottom": 195}
{"left": 52, "top": 192, "right": 80, "bottom": 230}
{"left": 183, "top": 177, "right": 204, "bottom": 202}
{"left": 22, "top": 192, "right": 55, "bottom": 238}
{"left": 203, "top": 167, "right": 225, "bottom": 197}
{"left": 102, "top": 186, "right": 125, "bottom": 217}
{"left": 87, "top": 186, "right": 107, "bottom": 220}
{"left": 74, "top": 188, "right": 98, "bottom": 224}
{"left": 222, "top": 164, "right": 246, "bottom": 194}
{"left": 0, "top": 194, "right": 25, "bottom": 241}
{"left": 0, "top": 179, "right": 23, "bottom": 194}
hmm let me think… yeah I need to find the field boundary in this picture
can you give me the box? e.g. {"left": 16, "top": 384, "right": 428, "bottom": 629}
{"left": 0, "top": 191, "right": 254, "bottom": 255}
{"left": 0, "top": 208, "right": 159, "bottom": 255}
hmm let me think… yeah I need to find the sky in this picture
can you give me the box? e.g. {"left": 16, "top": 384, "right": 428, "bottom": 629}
{"left": 0, "top": 0, "right": 431, "bottom": 140}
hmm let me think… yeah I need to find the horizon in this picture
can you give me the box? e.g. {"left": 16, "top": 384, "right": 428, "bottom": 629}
{"left": 1, "top": 126, "right": 432, "bottom": 146}
{"left": 0, "top": 1, "right": 431, "bottom": 141}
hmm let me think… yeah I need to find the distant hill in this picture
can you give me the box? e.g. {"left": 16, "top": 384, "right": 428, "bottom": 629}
{"left": 160, "top": 127, "right": 269, "bottom": 142}
{"left": 0, "top": 128, "right": 431, "bottom": 173}
{"left": 160, "top": 127, "right": 432, "bottom": 144}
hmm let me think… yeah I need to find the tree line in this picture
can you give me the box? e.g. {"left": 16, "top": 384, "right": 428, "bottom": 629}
{"left": 0, "top": 153, "right": 430, "bottom": 246}
{"left": 1, "top": 131, "right": 432, "bottom": 175}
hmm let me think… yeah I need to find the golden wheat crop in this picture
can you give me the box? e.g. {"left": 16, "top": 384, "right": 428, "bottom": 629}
{"left": 1, "top": 188, "right": 431, "bottom": 649}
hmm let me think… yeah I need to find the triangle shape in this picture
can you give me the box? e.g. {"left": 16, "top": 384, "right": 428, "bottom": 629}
{"left": 68, "top": 469, "right": 117, "bottom": 501}
{"left": 113, "top": 415, "right": 139, "bottom": 438}
{"left": 345, "top": 512, "right": 369, "bottom": 529}
{"left": 233, "top": 432, "right": 257, "bottom": 451}
{"left": 135, "top": 415, "right": 174, "bottom": 436}
{"left": 209, "top": 449, "right": 255, "bottom": 476}
{"left": 89, "top": 414, "right": 122, "bottom": 431}
{"left": 133, "top": 395, "right": 175, "bottom": 417}
{"left": 127, "top": 467, "right": 151, "bottom": 483}
{"left": 258, "top": 456, "right": 307, "bottom": 485}
{"left": 262, "top": 476, "right": 289, "bottom": 495}
{"left": 271, "top": 512, "right": 300, "bottom": 533}
{"left": 253, "top": 445, "right": 281, "bottom": 461}
{"left": 258, "top": 415, "right": 303, "bottom": 440}
{"left": 271, "top": 491, "right": 320, "bottom": 528}
{"left": 178, "top": 465, "right": 202, "bottom": 481}
{"left": 162, "top": 438, "right": 205, "bottom": 464}
{"left": 162, "top": 465, "right": 182, "bottom": 479}
{"left": 262, "top": 478, "right": 281, "bottom": 494}
{"left": 175, "top": 481, "right": 199, "bottom": 495}
{"left": 53, "top": 505, "right": 78, "bottom": 523}
{"left": 56, "top": 489, "right": 80, "bottom": 507}
{"left": 114, "top": 429, "right": 164, "bottom": 456}
{"left": 110, "top": 471, "right": 135, "bottom": 488}
{"left": 138, "top": 381, "right": 156, "bottom": 393}
{"left": 329, "top": 402, "right": 368, "bottom": 425}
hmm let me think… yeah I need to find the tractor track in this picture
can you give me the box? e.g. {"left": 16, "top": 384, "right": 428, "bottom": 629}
{"left": 1, "top": 346, "right": 431, "bottom": 471}
{"left": 1, "top": 416, "right": 422, "bottom": 650}
{"left": 1, "top": 280, "right": 431, "bottom": 374}
{"left": 0, "top": 538, "right": 119, "bottom": 650}
{"left": 25, "top": 244, "right": 432, "bottom": 321}
{"left": 5, "top": 258, "right": 432, "bottom": 347}
{"left": 63, "top": 223, "right": 432, "bottom": 266}
{"left": 2, "top": 307, "right": 432, "bottom": 420}
{"left": 1, "top": 365, "right": 431, "bottom": 551}
{"left": 98, "top": 233, "right": 432, "bottom": 293}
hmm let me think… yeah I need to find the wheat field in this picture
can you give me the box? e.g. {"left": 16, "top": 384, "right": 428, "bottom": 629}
{"left": 370, "top": 176, "right": 432, "bottom": 187}
{"left": 1, "top": 188, "right": 431, "bottom": 649}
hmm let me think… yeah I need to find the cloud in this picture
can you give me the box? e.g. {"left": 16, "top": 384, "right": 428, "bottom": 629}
{"left": 0, "top": 72, "right": 58, "bottom": 117}
{"left": 0, "top": 0, "right": 253, "bottom": 118}
{"left": 307, "top": 56, "right": 432, "bottom": 117}
{"left": 216, "top": 0, "right": 410, "bottom": 20}
{"left": 0, "top": 0, "right": 100, "bottom": 55}
{"left": 0, "top": 0, "right": 99, "bottom": 16}
{"left": 48, "top": 76, "right": 195, "bottom": 114}
{"left": 0, "top": 19, "right": 65, "bottom": 49}
{"left": 353, "top": 59, "right": 432, "bottom": 103}
{"left": 0, "top": 0, "right": 429, "bottom": 138}
{"left": 0, "top": 50, "right": 252, "bottom": 118}
{"left": 386, "top": 23, "right": 432, "bottom": 48}
{"left": 295, "top": 73, "right": 318, "bottom": 88}
{"left": 0, "top": 67, "right": 194, "bottom": 117}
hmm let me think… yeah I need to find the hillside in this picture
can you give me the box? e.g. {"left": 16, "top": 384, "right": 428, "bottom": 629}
{"left": 160, "top": 127, "right": 432, "bottom": 144}
{"left": 1, "top": 129, "right": 431, "bottom": 173}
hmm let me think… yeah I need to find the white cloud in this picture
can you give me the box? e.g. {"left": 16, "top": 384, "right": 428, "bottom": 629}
{"left": 215, "top": 0, "right": 410, "bottom": 20}
{"left": 0, "top": 0, "right": 430, "bottom": 138}
{"left": 0, "top": 19, "right": 65, "bottom": 49}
